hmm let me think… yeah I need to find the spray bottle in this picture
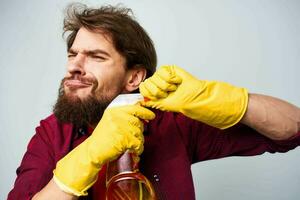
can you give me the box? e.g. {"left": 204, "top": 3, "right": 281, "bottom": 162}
{"left": 105, "top": 94, "right": 157, "bottom": 200}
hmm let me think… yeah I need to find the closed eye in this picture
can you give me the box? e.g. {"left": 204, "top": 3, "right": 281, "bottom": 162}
{"left": 68, "top": 51, "right": 77, "bottom": 59}
{"left": 67, "top": 53, "right": 76, "bottom": 58}
{"left": 91, "top": 55, "right": 106, "bottom": 61}
{"left": 67, "top": 48, "right": 78, "bottom": 59}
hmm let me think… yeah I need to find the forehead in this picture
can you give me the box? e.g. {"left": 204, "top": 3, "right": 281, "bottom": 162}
{"left": 71, "top": 28, "right": 116, "bottom": 53}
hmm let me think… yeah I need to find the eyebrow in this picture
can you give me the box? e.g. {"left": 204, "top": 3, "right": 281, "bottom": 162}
{"left": 68, "top": 48, "right": 111, "bottom": 57}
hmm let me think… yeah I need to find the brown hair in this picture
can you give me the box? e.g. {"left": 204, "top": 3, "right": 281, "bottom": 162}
{"left": 63, "top": 3, "right": 157, "bottom": 78}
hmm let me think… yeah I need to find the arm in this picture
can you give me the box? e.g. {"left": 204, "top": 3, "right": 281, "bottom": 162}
{"left": 140, "top": 65, "right": 300, "bottom": 139}
{"left": 7, "top": 116, "right": 81, "bottom": 200}
{"left": 9, "top": 106, "right": 154, "bottom": 198}
{"left": 139, "top": 65, "right": 300, "bottom": 162}
{"left": 167, "top": 110, "right": 300, "bottom": 163}
{"left": 32, "top": 178, "right": 77, "bottom": 200}
{"left": 241, "top": 93, "right": 300, "bottom": 140}
{"left": 191, "top": 119, "right": 300, "bottom": 162}
{"left": 50, "top": 105, "right": 154, "bottom": 196}
{"left": 7, "top": 121, "right": 55, "bottom": 200}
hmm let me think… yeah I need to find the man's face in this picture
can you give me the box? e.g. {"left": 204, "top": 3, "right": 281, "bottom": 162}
{"left": 65, "top": 27, "right": 128, "bottom": 101}
{"left": 53, "top": 28, "right": 129, "bottom": 126}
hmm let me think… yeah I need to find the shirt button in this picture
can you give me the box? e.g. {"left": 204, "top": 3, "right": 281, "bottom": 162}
{"left": 78, "top": 128, "right": 86, "bottom": 135}
{"left": 153, "top": 174, "right": 159, "bottom": 182}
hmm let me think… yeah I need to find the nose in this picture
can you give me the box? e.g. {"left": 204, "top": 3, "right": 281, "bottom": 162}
{"left": 67, "top": 53, "right": 86, "bottom": 76}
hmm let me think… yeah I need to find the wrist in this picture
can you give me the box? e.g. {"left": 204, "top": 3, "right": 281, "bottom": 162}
{"left": 53, "top": 175, "right": 84, "bottom": 196}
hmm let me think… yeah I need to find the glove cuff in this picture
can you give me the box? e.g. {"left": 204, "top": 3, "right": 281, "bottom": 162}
{"left": 219, "top": 87, "right": 249, "bottom": 129}
{"left": 53, "top": 174, "right": 87, "bottom": 196}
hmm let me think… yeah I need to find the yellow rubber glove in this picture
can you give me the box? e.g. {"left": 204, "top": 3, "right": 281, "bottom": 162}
{"left": 53, "top": 105, "right": 155, "bottom": 196}
{"left": 139, "top": 65, "right": 248, "bottom": 129}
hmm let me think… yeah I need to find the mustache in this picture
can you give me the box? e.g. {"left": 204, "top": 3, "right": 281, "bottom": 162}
{"left": 60, "top": 75, "right": 99, "bottom": 94}
{"left": 62, "top": 75, "right": 97, "bottom": 85}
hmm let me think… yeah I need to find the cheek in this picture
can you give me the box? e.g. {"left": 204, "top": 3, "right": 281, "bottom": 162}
{"left": 95, "top": 72, "right": 126, "bottom": 95}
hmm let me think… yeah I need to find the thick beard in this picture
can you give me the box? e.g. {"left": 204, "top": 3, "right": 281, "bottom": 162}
{"left": 53, "top": 79, "right": 115, "bottom": 128}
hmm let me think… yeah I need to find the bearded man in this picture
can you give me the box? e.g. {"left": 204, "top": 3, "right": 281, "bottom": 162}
{"left": 8, "top": 3, "right": 300, "bottom": 200}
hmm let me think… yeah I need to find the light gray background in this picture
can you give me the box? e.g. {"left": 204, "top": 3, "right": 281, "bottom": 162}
{"left": 1, "top": 0, "right": 299, "bottom": 199}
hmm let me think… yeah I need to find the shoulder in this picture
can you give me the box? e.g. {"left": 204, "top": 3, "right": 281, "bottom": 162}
{"left": 38, "top": 114, "right": 70, "bottom": 131}
{"left": 35, "top": 114, "right": 74, "bottom": 143}
{"left": 40, "top": 114, "right": 63, "bottom": 126}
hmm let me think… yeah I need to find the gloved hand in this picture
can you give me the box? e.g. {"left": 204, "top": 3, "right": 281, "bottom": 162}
{"left": 53, "top": 105, "right": 155, "bottom": 196}
{"left": 139, "top": 65, "right": 248, "bottom": 129}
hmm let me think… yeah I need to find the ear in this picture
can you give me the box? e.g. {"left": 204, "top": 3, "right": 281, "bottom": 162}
{"left": 123, "top": 67, "right": 147, "bottom": 93}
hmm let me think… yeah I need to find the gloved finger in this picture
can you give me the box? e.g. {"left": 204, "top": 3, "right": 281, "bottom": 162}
{"left": 135, "top": 142, "right": 144, "bottom": 155}
{"left": 139, "top": 82, "right": 158, "bottom": 100}
{"left": 127, "top": 125, "right": 144, "bottom": 144}
{"left": 118, "top": 112, "right": 144, "bottom": 130}
{"left": 120, "top": 105, "right": 156, "bottom": 121}
{"left": 140, "top": 99, "right": 167, "bottom": 111}
{"left": 156, "top": 65, "right": 182, "bottom": 84}
{"left": 140, "top": 80, "right": 168, "bottom": 99}
{"left": 118, "top": 121, "right": 144, "bottom": 145}
{"left": 127, "top": 135, "right": 144, "bottom": 155}
{"left": 112, "top": 122, "right": 144, "bottom": 155}
{"left": 149, "top": 75, "right": 178, "bottom": 92}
